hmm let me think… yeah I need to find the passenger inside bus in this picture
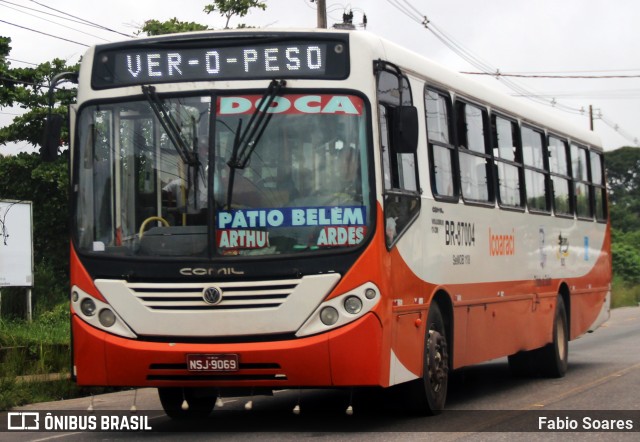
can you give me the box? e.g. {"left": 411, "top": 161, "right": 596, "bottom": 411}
{"left": 162, "top": 142, "right": 209, "bottom": 225}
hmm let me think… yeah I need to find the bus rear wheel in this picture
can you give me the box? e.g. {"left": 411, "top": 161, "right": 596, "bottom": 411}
{"left": 404, "top": 302, "right": 449, "bottom": 415}
{"left": 158, "top": 387, "right": 215, "bottom": 420}
{"left": 537, "top": 295, "right": 568, "bottom": 377}
{"left": 508, "top": 295, "right": 568, "bottom": 378}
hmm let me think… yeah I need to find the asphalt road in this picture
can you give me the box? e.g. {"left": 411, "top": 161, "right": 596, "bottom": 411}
{"left": 2, "top": 306, "right": 639, "bottom": 440}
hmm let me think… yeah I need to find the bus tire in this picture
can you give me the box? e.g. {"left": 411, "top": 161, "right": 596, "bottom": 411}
{"left": 158, "top": 387, "right": 215, "bottom": 420}
{"left": 404, "top": 302, "right": 449, "bottom": 415}
{"left": 537, "top": 295, "right": 569, "bottom": 378}
{"left": 507, "top": 350, "right": 536, "bottom": 377}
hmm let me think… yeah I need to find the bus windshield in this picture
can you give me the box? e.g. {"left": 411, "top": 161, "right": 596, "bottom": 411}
{"left": 74, "top": 92, "right": 372, "bottom": 258}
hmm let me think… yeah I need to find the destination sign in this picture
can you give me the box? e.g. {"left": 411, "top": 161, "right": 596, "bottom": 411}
{"left": 92, "top": 38, "right": 349, "bottom": 88}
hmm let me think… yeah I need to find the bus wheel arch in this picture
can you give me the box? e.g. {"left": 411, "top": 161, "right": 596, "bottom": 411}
{"left": 401, "top": 291, "right": 452, "bottom": 415}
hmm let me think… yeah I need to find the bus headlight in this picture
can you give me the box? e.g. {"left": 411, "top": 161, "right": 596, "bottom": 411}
{"left": 80, "top": 298, "right": 97, "bottom": 316}
{"left": 320, "top": 307, "right": 339, "bottom": 325}
{"left": 71, "top": 286, "right": 137, "bottom": 339}
{"left": 99, "top": 309, "right": 117, "bottom": 327}
{"left": 296, "top": 282, "right": 380, "bottom": 337}
{"left": 344, "top": 296, "right": 363, "bottom": 314}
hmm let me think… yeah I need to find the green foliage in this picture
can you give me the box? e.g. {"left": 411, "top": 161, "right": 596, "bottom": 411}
{"left": 604, "top": 147, "right": 640, "bottom": 306}
{"left": 0, "top": 37, "right": 78, "bottom": 152}
{"left": 138, "top": 1, "right": 267, "bottom": 36}
{"left": 0, "top": 37, "right": 10, "bottom": 73}
{"left": 0, "top": 304, "right": 69, "bottom": 348}
{"left": 0, "top": 301, "right": 120, "bottom": 410}
{"left": 139, "top": 18, "right": 210, "bottom": 36}
{"left": 611, "top": 240, "right": 640, "bottom": 285}
{"left": 605, "top": 147, "right": 640, "bottom": 233}
{"left": 605, "top": 147, "right": 640, "bottom": 203}
{"left": 204, "top": 0, "right": 267, "bottom": 28}
{"left": 0, "top": 301, "right": 70, "bottom": 399}
{"left": 0, "top": 377, "right": 124, "bottom": 411}
{"left": 611, "top": 276, "right": 640, "bottom": 309}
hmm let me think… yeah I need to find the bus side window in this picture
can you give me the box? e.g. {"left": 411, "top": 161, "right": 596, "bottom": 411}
{"left": 548, "top": 135, "right": 573, "bottom": 217}
{"left": 522, "top": 126, "right": 551, "bottom": 213}
{"left": 456, "top": 101, "right": 493, "bottom": 204}
{"left": 571, "top": 143, "right": 592, "bottom": 219}
{"left": 492, "top": 114, "right": 524, "bottom": 208}
{"left": 425, "top": 88, "right": 457, "bottom": 200}
{"left": 377, "top": 68, "right": 420, "bottom": 248}
{"left": 590, "top": 150, "right": 607, "bottom": 221}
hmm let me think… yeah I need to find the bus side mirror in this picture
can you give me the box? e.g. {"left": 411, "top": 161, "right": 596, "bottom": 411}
{"left": 41, "top": 71, "right": 79, "bottom": 162}
{"left": 392, "top": 105, "right": 418, "bottom": 154}
{"left": 41, "top": 113, "right": 63, "bottom": 162}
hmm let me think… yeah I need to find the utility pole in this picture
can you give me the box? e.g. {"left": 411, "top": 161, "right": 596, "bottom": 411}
{"left": 316, "top": 0, "right": 327, "bottom": 28}
{"left": 589, "top": 104, "right": 594, "bottom": 131}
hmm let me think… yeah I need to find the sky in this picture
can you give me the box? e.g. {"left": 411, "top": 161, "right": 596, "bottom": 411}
{"left": 1, "top": 0, "right": 639, "bottom": 154}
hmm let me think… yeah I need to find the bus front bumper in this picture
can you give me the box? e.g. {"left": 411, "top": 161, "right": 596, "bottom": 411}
{"left": 72, "top": 312, "right": 383, "bottom": 388}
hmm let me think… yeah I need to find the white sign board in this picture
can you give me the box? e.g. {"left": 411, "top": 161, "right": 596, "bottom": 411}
{"left": 0, "top": 200, "right": 34, "bottom": 287}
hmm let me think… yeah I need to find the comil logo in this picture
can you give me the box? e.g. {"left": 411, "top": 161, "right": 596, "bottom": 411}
{"left": 7, "top": 412, "right": 40, "bottom": 430}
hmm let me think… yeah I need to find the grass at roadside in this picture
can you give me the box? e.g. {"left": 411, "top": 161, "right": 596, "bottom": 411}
{"left": 611, "top": 276, "right": 640, "bottom": 309}
{"left": 0, "top": 303, "right": 122, "bottom": 410}
{"left": 0, "top": 303, "right": 70, "bottom": 347}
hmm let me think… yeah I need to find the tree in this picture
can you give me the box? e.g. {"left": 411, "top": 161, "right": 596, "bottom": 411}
{"left": 204, "top": 0, "right": 267, "bottom": 29}
{"left": 605, "top": 146, "right": 640, "bottom": 232}
{"left": 138, "top": 18, "right": 210, "bottom": 36}
{"left": 0, "top": 36, "right": 78, "bottom": 154}
{"left": 139, "top": 1, "right": 267, "bottom": 36}
{"left": 605, "top": 146, "right": 640, "bottom": 204}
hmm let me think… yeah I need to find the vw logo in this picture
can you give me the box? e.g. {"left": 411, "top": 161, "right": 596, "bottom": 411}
{"left": 202, "top": 286, "right": 223, "bottom": 305}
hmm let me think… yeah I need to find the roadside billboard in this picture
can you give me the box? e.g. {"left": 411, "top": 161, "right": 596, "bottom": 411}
{"left": 0, "top": 200, "right": 34, "bottom": 287}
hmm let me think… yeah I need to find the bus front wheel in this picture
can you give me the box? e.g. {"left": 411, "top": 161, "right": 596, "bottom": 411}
{"left": 403, "top": 302, "right": 449, "bottom": 415}
{"left": 158, "top": 387, "right": 215, "bottom": 420}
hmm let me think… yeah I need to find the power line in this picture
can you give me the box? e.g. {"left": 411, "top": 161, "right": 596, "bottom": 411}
{"left": 501, "top": 68, "right": 640, "bottom": 75}
{"left": 461, "top": 71, "right": 640, "bottom": 79}
{"left": 28, "top": 0, "right": 133, "bottom": 38}
{"left": 0, "top": 18, "right": 88, "bottom": 47}
{"left": 383, "top": 0, "right": 638, "bottom": 144}
{"left": 510, "top": 91, "right": 640, "bottom": 100}
{"left": 0, "top": 2, "right": 110, "bottom": 42}
{"left": 7, "top": 57, "right": 38, "bottom": 66}
{"left": 1, "top": 75, "right": 76, "bottom": 91}
{"left": 0, "top": 0, "right": 104, "bottom": 29}
{"left": 0, "top": 0, "right": 109, "bottom": 41}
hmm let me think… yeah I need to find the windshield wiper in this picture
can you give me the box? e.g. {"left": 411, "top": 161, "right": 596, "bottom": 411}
{"left": 142, "top": 85, "right": 198, "bottom": 167}
{"left": 143, "top": 85, "right": 206, "bottom": 213}
{"left": 227, "top": 79, "right": 286, "bottom": 170}
{"left": 225, "top": 79, "right": 286, "bottom": 209}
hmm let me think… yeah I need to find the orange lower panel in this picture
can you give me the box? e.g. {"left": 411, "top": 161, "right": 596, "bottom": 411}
{"left": 72, "top": 313, "right": 383, "bottom": 388}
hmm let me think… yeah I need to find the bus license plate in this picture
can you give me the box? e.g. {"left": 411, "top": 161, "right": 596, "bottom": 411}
{"left": 186, "top": 354, "right": 239, "bottom": 372}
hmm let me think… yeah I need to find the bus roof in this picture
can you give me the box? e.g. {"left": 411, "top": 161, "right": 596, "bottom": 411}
{"left": 88, "top": 27, "right": 602, "bottom": 150}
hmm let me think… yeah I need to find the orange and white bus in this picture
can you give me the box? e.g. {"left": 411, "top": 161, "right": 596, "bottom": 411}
{"left": 65, "top": 29, "right": 611, "bottom": 417}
